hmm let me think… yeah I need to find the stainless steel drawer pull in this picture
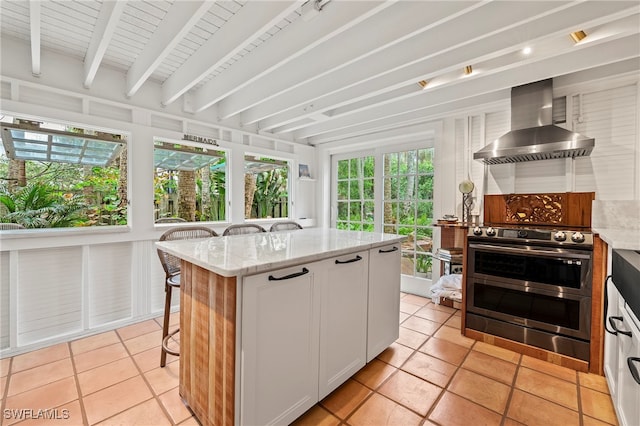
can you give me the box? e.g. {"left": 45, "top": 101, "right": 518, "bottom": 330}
{"left": 608, "top": 316, "right": 633, "bottom": 337}
{"left": 335, "top": 255, "right": 363, "bottom": 264}
{"left": 268, "top": 267, "right": 310, "bottom": 281}
{"left": 379, "top": 246, "right": 399, "bottom": 253}
{"left": 628, "top": 357, "right": 640, "bottom": 385}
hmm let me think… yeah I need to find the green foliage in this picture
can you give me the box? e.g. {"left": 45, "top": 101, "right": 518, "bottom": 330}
{"left": 0, "top": 183, "right": 87, "bottom": 228}
{"left": 154, "top": 160, "right": 227, "bottom": 222}
{"left": 0, "top": 145, "right": 127, "bottom": 228}
{"left": 416, "top": 255, "right": 432, "bottom": 273}
{"left": 251, "top": 168, "right": 288, "bottom": 218}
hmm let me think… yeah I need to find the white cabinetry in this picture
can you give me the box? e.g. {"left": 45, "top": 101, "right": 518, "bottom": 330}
{"left": 318, "top": 251, "right": 369, "bottom": 398}
{"left": 367, "top": 244, "right": 401, "bottom": 361}
{"left": 604, "top": 281, "right": 640, "bottom": 426}
{"left": 240, "top": 243, "right": 401, "bottom": 425}
{"left": 604, "top": 279, "right": 621, "bottom": 401}
{"left": 241, "top": 264, "right": 320, "bottom": 426}
{"left": 616, "top": 305, "right": 640, "bottom": 426}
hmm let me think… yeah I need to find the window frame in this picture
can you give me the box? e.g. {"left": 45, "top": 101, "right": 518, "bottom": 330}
{"left": 243, "top": 152, "right": 292, "bottom": 222}
{"left": 0, "top": 115, "right": 131, "bottom": 232}
{"left": 152, "top": 136, "right": 230, "bottom": 225}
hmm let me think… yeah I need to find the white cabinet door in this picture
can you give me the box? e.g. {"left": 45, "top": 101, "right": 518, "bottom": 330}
{"left": 241, "top": 265, "right": 320, "bottom": 426}
{"left": 318, "top": 251, "right": 369, "bottom": 399}
{"left": 616, "top": 306, "right": 640, "bottom": 426}
{"left": 367, "top": 244, "right": 401, "bottom": 362}
{"left": 604, "top": 279, "right": 621, "bottom": 399}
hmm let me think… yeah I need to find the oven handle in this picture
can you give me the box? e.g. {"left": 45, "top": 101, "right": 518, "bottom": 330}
{"left": 468, "top": 243, "right": 591, "bottom": 259}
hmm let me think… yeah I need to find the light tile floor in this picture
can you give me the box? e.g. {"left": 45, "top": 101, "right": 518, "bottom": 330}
{"left": 0, "top": 293, "right": 618, "bottom": 425}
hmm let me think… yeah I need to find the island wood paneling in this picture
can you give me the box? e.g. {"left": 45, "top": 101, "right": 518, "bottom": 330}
{"left": 180, "top": 261, "right": 237, "bottom": 426}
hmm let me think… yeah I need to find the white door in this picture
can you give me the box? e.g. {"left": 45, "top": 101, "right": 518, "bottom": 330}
{"left": 367, "top": 243, "right": 401, "bottom": 361}
{"left": 241, "top": 265, "right": 320, "bottom": 426}
{"left": 318, "top": 251, "right": 369, "bottom": 399}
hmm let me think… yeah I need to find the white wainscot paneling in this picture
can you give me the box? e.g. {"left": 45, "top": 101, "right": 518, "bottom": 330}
{"left": 573, "top": 84, "right": 637, "bottom": 200}
{"left": 89, "top": 243, "right": 133, "bottom": 327}
{"left": 18, "top": 247, "right": 82, "bottom": 345}
{"left": 515, "top": 159, "right": 567, "bottom": 193}
{"left": 1, "top": 252, "right": 9, "bottom": 349}
{"left": 483, "top": 111, "right": 513, "bottom": 195}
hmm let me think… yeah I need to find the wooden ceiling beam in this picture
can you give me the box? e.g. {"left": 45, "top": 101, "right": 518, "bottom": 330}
{"left": 126, "top": 1, "right": 211, "bottom": 97}
{"left": 192, "top": 1, "right": 392, "bottom": 113}
{"left": 29, "top": 0, "right": 41, "bottom": 76}
{"left": 84, "top": 1, "right": 127, "bottom": 89}
{"left": 161, "top": 0, "right": 303, "bottom": 107}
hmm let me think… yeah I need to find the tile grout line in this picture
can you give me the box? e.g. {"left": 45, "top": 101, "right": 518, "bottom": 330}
{"left": 113, "top": 324, "right": 181, "bottom": 426}
{"left": 499, "top": 351, "right": 523, "bottom": 426}
{"left": 68, "top": 323, "right": 181, "bottom": 425}
{"left": 576, "top": 370, "right": 585, "bottom": 426}
{"left": 361, "top": 304, "right": 461, "bottom": 425}
{"left": 67, "top": 341, "right": 90, "bottom": 426}
{"left": 1, "top": 357, "right": 13, "bottom": 423}
{"left": 419, "top": 310, "right": 475, "bottom": 425}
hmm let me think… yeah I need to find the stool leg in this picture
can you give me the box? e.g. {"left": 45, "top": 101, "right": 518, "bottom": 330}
{"left": 160, "top": 281, "right": 172, "bottom": 367}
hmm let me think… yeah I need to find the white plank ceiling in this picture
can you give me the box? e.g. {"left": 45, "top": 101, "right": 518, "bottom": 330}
{"left": 1, "top": 0, "right": 639, "bottom": 146}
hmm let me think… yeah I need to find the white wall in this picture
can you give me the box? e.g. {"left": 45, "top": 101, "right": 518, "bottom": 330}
{"left": 444, "top": 76, "right": 639, "bottom": 221}
{"left": 0, "top": 75, "right": 318, "bottom": 357}
{"left": 1, "top": 37, "right": 637, "bottom": 355}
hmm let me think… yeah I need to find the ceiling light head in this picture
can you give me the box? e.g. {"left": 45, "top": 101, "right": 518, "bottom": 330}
{"left": 417, "top": 80, "right": 429, "bottom": 89}
{"left": 522, "top": 46, "right": 532, "bottom": 55}
{"left": 464, "top": 65, "right": 473, "bottom": 75}
{"left": 570, "top": 30, "right": 587, "bottom": 43}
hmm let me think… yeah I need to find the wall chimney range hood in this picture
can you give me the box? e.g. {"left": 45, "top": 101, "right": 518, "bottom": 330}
{"left": 473, "top": 79, "right": 594, "bottom": 164}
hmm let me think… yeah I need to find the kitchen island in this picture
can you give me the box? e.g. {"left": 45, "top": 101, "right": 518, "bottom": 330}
{"left": 156, "top": 228, "right": 405, "bottom": 426}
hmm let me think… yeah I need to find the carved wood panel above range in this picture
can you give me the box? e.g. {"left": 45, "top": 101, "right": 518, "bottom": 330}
{"left": 484, "top": 192, "right": 595, "bottom": 228}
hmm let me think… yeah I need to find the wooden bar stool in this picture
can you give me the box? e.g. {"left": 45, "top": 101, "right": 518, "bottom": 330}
{"left": 156, "top": 226, "right": 218, "bottom": 367}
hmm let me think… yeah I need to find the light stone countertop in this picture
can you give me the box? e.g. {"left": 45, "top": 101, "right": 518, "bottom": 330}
{"left": 592, "top": 200, "right": 640, "bottom": 250}
{"left": 156, "top": 227, "right": 406, "bottom": 277}
{"left": 593, "top": 228, "right": 640, "bottom": 250}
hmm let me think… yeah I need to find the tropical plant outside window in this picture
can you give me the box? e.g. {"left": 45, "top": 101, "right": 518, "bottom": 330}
{"left": 383, "top": 149, "right": 434, "bottom": 278}
{"left": 336, "top": 156, "right": 375, "bottom": 231}
{"left": 0, "top": 117, "right": 128, "bottom": 228}
{"left": 244, "top": 155, "right": 289, "bottom": 219}
{"left": 153, "top": 141, "right": 227, "bottom": 222}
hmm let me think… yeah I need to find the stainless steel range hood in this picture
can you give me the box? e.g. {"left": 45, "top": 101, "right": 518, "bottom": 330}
{"left": 474, "top": 79, "right": 594, "bottom": 165}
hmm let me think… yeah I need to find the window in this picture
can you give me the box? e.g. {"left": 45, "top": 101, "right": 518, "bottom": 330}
{"left": 383, "top": 149, "right": 434, "bottom": 278}
{"left": 244, "top": 155, "right": 289, "bottom": 219}
{"left": 0, "top": 117, "right": 128, "bottom": 228}
{"left": 336, "top": 156, "right": 375, "bottom": 231}
{"left": 153, "top": 140, "right": 227, "bottom": 223}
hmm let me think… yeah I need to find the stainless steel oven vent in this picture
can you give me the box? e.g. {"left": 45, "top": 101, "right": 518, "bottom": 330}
{"left": 474, "top": 79, "right": 594, "bottom": 164}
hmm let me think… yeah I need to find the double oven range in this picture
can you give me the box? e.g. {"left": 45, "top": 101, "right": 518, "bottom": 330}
{"left": 466, "top": 225, "right": 593, "bottom": 361}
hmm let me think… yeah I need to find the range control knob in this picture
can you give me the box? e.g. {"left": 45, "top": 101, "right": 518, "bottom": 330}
{"left": 473, "top": 226, "right": 483, "bottom": 236}
{"left": 517, "top": 230, "right": 528, "bottom": 238}
{"left": 571, "top": 232, "right": 585, "bottom": 243}
{"left": 485, "top": 227, "right": 496, "bottom": 237}
{"left": 554, "top": 231, "right": 567, "bottom": 242}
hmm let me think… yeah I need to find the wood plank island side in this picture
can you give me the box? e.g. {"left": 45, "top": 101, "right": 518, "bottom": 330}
{"left": 180, "top": 261, "right": 237, "bottom": 426}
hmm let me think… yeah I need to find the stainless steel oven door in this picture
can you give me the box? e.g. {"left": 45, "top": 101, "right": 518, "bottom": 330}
{"left": 468, "top": 242, "right": 593, "bottom": 296}
{"left": 466, "top": 275, "right": 591, "bottom": 341}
